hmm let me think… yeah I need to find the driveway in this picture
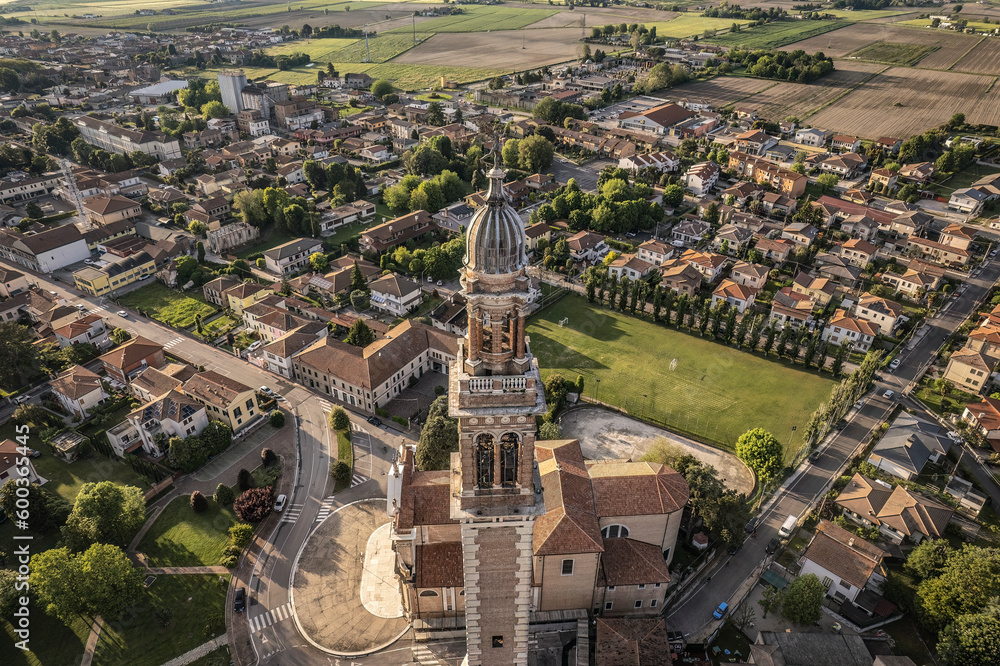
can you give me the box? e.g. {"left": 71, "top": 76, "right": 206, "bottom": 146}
{"left": 559, "top": 406, "right": 755, "bottom": 496}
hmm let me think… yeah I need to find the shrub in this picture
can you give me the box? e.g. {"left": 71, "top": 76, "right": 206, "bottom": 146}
{"left": 228, "top": 522, "right": 254, "bottom": 548}
{"left": 261, "top": 447, "right": 276, "bottom": 466}
{"left": 233, "top": 487, "right": 273, "bottom": 522}
{"left": 213, "top": 483, "right": 234, "bottom": 506}
{"left": 269, "top": 410, "right": 285, "bottom": 428}
{"left": 332, "top": 460, "right": 351, "bottom": 487}
{"left": 190, "top": 491, "right": 208, "bottom": 513}
{"left": 392, "top": 416, "right": 408, "bottom": 427}
{"left": 237, "top": 468, "right": 254, "bottom": 492}
{"left": 375, "top": 407, "right": 389, "bottom": 418}
{"left": 434, "top": 385, "right": 446, "bottom": 396}
{"left": 224, "top": 544, "right": 242, "bottom": 558}
{"left": 330, "top": 406, "right": 350, "bottom": 431}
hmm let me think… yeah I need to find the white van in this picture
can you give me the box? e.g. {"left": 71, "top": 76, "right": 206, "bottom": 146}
{"left": 778, "top": 514, "right": 797, "bottom": 539}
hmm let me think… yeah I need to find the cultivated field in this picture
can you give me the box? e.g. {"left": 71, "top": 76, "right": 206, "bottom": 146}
{"left": 315, "top": 33, "right": 426, "bottom": 64}
{"left": 950, "top": 37, "right": 1000, "bottom": 75}
{"left": 386, "top": 6, "right": 558, "bottom": 33}
{"left": 527, "top": 7, "right": 679, "bottom": 30}
{"left": 705, "top": 19, "right": 852, "bottom": 49}
{"left": 267, "top": 38, "right": 359, "bottom": 60}
{"left": 394, "top": 27, "right": 584, "bottom": 71}
{"left": 640, "top": 15, "right": 753, "bottom": 38}
{"left": 807, "top": 67, "right": 1000, "bottom": 139}
{"left": 848, "top": 41, "right": 939, "bottom": 66}
{"left": 661, "top": 76, "right": 775, "bottom": 107}
{"left": 528, "top": 295, "right": 834, "bottom": 457}
{"left": 782, "top": 22, "right": 978, "bottom": 69}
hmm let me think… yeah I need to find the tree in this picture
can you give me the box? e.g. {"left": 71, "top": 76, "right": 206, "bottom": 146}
{"left": 190, "top": 491, "right": 208, "bottom": 513}
{"left": 371, "top": 79, "right": 394, "bottom": 100}
{"left": 502, "top": 138, "right": 521, "bottom": 170}
{"left": 0, "top": 322, "right": 40, "bottom": 391}
{"left": 237, "top": 468, "right": 254, "bottom": 492}
{"left": 309, "top": 252, "right": 328, "bottom": 272}
{"left": 344, "top": 319, "right": 376, "bottom": 347}
{"left": 233, "top": 487, "right": 273, "bottom": 522}
{"left": 415, "top": 396, "right": 458, "bottom": 470}
{"left": 200, "top": 101, "right": 229, "bottom": 119}
{"left": 111, "top": 328, "right": 131, "bottom": 346}
{"left": 196, "top": 241, "right": 205, "bottom": 263}
{"left": 517, "top": 134, "right": 555, "bottom": 173}
{"left": 539, "top": 421, "right": 561, "bottom": 439}
{"left": 213, "top": 483, "right": 234, "bottom": 506}
{"left": 350, "top": 289, "right": 370, "bottom": 310}
{"left": 781, "top": 573, "right": 825, "bottom": 625}
{"left": 25, "top": 201, "right": 43, "bottom": 219}
{"left": 427, "top": 101, "right": 445, "bottom": 126}
{"left": 938, "top": 609, "right": 1000, "bottom": 666}
{"left": 62, "top": 482, "right": 145, "bottom": 550}
{"left": 917, "top": 544, "right": 1000, "bottom": 632}
{"left": 816, "top": 173, "right": 839, "bottom": 193}
{"left": 0, "top": 480, "right": 69, "bottom": 533}
{"left": 29, "top": 547, "right": 86, "bottom": 622}
{"left": 662, "top": 184, "right": 684, "bottom": 207}
{"left": 330, "top": 407, "right": 350, "bottom": 431}
{"left": 261, "top": 447, "right": 277, "bottom": 466}
{"left": 758, "top": 584, "right": 784, "bottom": 619}
{"left": 735, "top": 428, "right": 783, "bottom": 485}
{"left": 269, "top": 410, "right": 285, "bottom": 428}
{"left": 332, "top": 461, "right": 351, "bottom": 486}
{"left": 906, "top": 539, "right": 952, "bottom": 579}
{"left": 77, "top": 543, "right": 143, "bottom": 620}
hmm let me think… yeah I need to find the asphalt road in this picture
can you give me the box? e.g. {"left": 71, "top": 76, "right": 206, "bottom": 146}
{"left": 665, "top": 255, "right": 1000, "bottom": 638}
{"left": 9, "top": 262, "right": 461, "bottom": 666}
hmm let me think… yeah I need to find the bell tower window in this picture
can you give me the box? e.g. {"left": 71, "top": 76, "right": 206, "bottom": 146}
{"left": 481, "top": 311, "right": 492, "bottom": 355}
{"left": 500, "top": 432, "right": 519, "bottom": 487}
{"left": 476, "top": 433, "right": 494, "bottom": 488}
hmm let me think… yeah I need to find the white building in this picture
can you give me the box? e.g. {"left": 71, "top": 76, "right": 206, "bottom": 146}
{"left": 50, "top": 364, "right": 109, "bottom": 418}
{"left": 683, "top": 162, "right": 719, "bottom": 196}
{"left": 262, "top": 238, "right": 324, "bottom": 275}
{"left": 0, "top": 224, "right": 90, "bottom": 273}
{"left": 370, "top": 274, "right": 422, "bottom": 317}
{"left": 218, "top": 69, "right": 248, "bottom": 114}
{"left": 74, "top": 116, "right": 181, "bottom": 161}
{"left": 799, "top": 520, "right": 886, "bottom": 604}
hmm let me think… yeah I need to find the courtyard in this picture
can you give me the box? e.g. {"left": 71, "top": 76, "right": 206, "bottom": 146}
{"left": 528, "top": 295, "right": 835, "bottom": 460}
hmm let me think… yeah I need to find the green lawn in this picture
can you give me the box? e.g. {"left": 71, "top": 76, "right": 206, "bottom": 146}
{"left": 527, "top": 295, "right": 835, "bottom": 458}
{"left": 195, "top": 314, "right": 239, "bottom": 341}
{"left": 705, "top": 19, "right": 852, "bottom": 49}
{"left": 913, "top": 378, "right": 980, "bottom": 416}
{"left": 847, "top": 41, "right": 939, "bottom": 66}
{"left": 931, "top": 163, "right": 1000, "bottom": 196}
{"left": 234, "top": 227, "right": 300, "bottom": 259}
{"left": 117, "top": 282, "right": 217, "bottom": 329}
{"left": 95, "top": 574, "right": 229, "bottom": 666}
{"left": 0, "top": 420, "right": 151, "bottom": 504}
{"left": 0, "top": 611, "right": 90, "bottom": 666}
{"left": 187, "top": 645, "right": 231, "bottom": 666}
{"left": 137, "top": 495, "right": 238, "bottom": 567}
{"left": 634, "top": 15, "right": 753, "bottom": 39}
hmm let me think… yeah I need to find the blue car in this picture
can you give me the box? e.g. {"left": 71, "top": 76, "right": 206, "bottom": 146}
{"left": 713, "top": 602, "right": 728, "bottom": 620}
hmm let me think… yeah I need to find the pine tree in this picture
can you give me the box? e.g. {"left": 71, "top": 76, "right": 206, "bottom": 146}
{"left": 350, "top": 261, "right": 368, "bottom": 292}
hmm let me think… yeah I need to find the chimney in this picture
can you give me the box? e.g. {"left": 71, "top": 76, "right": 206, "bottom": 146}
{"left": 905, "top": 435, "right": 915, "bottom": 447}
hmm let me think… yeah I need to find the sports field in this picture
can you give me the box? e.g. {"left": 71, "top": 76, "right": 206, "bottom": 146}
{"left": 527, "top": 296, "right": 833, "bottom": 460}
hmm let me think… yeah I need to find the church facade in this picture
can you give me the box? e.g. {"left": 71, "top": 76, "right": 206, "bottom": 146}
{"left": 389, "top": 156, "right": 690, "bottom": 665}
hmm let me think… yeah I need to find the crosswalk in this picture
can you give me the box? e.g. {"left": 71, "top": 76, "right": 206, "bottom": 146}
{"left": 317, "top": 398, "right": 332, "bottom": 411}
{"left": 411, "top": 644, "right": 444, "bottom": 665}
{"left": 315, "top": 496, "right": 336, "bottom": 523}
{"left": 248, "top": 602, "right": 293, "bottom": 632}
{"left": 162, "top": 336, "right": 184, "bottom": 350}
{"left": 280, "top": 503, "right": 304, "bottom": 523}
{"left": 352, "top": 473, "right": 368, "bottom": 487}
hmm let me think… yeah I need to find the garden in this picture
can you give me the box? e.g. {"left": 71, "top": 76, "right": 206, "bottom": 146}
{"left": 117, "top": 282, "right": 217, "bottom": 329}
{"left": 137, "top": 495, "right": 239, "bottom": 568}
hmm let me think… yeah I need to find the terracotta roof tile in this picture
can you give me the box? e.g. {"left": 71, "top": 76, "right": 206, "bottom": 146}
{"left": 415, "top": 542, "right": 464, "bottom": 588}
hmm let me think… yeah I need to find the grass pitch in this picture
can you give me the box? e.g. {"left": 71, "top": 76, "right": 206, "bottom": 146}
{"left": 527, "top": 295, "right": 834, "bottom": 459}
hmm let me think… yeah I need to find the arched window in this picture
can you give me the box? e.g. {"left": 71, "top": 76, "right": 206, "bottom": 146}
{"left": 481, "top": 310, "right": 492, "bottom": 353}
{"left": 500, "top": 432, "right": 519, "bottom": 487}
{"left": 419, "top": 590, "right": 439, "bottom": 597}
{"left": 601, "top": 524, "right": 630, "bottom": 539}
{"left": 476, "top": 433, "right": 494, "bottom": 488}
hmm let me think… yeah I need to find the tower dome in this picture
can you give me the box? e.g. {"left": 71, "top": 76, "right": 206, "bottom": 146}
{"left": 464, "top": 156, "right": 526, "bottom": 275}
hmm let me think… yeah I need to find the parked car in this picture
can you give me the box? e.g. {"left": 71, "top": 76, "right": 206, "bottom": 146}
{"left": 712, "top": 602, "right": 728, "bottom": 619}
{"left": 13, "top": 395, "right": 29, "bottom": 404}
{"left": 116, "top": 310, "right": 128, "bottom": 318}
{"left": 138, "top": 274, "right": 151, "bottom": 281}
{"left": 234, "top": 587, "right": 246, "bottom": 612}
{"left": 766, "top": 538, "right": 780, "bottom": 555}
{"left": 259, "top": 386, "right": 275, "bottom": 397}
{"left": 76, "top": 303, "right": 87, "bottom": 311}
{"left": 274, "top": 494, "right": 286, "bottom": 512}
{"left": 744, "top": 517, "right": 758, "bottom": 534}
{"left": 367, "top": 415, "right": 383, "bottom": 427}
{"left": 853, "top": 400, "right": 865, "bottom": 410}
{"left": 946, "top": 431, "right": 963, "bottom": 444}
{"left": 883, "top": 389, "right": 895, "bottom": 399}
{"left": 889, "top": 358, "right": 901, "bottom": 371}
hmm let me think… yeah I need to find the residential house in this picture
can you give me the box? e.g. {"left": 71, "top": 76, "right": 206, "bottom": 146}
{"left": 814, "top": 253, "right": 862, "bottom": 287}
{"left": 760, "top": 192, "right": 797, "bottom": 217}
{"left": 963, "top": 398, "right": 1000, "bottom": 452}
{"left": 841, "top": 214, "right": 879, "bottom": 242}
{"left": 730, "top": 261, "right": 769, "bottom": 290}
{"left": 224, "top": 281, "right": 272, "bottom": 315}
{"left": 836, "top": 473, "right": 952, "bottom": 544}
{"left": 841, "top": 238, "right": 878, "bottom": 268}
{"left": 429, "top": 293, "right": 468, "bottom": 336}
{"left": 939, "top": 223, "right": 977, "bottom": 251}
{"left": 618, "top": 151, "right": 679, "bottom": 174}
{"left": 670, "top": 219, "right": 709, "bottom": 247}
{"left": 182, "top": 371, "right": 261, "bottom": 432}
{"left": 751, "top": 632, "right": 892, "bottom": 666}
{"left": 781, "top": 222, "right": 818, "bottom": 248}
{"left": 607, "top": 254, "right": 656, "bottom": 281}
{"left": 881, "top": 267, "right": 939, "bottom": 299}
{"left": 877, "top": 137, "right": 902, "bottom": 155}
{"left": 82, "top": 195, "right": 142, "bottom": 226}
{"left": 792, "top": 271, "right": 835, "bottom": 305}
{"left": 659, "top": 260, "right": 702, "bottom": 297}
{"left": 525, "top": 222, "right": 553, "bottom": 252}
{"left": 944, "top": 347, "right": 996, "bottom": 395}
{"left": 203, "top": 275, "right": 239, "bottom": 308}
{"left": 712, "top": 224, "right": 752, "bottom": 256}
{"left": 680, "top": 249, "right": 726, "bottom": 283}
{"left": 799, "top": 520, "right": 886, "bottom": 605}
{"left": 636, "top": 239, "right": 675, "bottom": 266}
{"left": 262, "top": 238, "right": 324, "bottom": 275}
{"left": 566, "top": 231, "right": 609, "bottom": 264}
{"left": 0, "top": 265, "right": 29, "bottom": 297}
{"left": 370, "top": 274, "right": 422, "bottom": 317}
{"left": 0, "top": 439, "right": 40, "bottom": 486}
{"left": 869, "top": 168, "right": 898, "bottom": 191}
{"left": 899, "top": 162, "right": 935, "bottom": 184}
{"left": 754, "top": 237, "right": 795, "bottom": 264}
{"left": 818, "top": 152, "right": 866, "bottom": 178}
{"left": 319, "top": 200, "right": 377, "bottom": 236}
{"left": 769, "top": 287, "right": 814, "bottom": 330}
{"left": 53, "top": 313, "right": 110, "bottom": 349}
{"left": 855, "top": 293, "right": 903, "bottom": 336}
{"left": 207, "top": 221, "right": 260, "bottom": 254}
{"left": 431, "top": 202, "right": 474, "bottom": 235}
{"left": 794, "top": 128, "right": 831, "bottom": 147}
{"left": 359, "top": 210, "right": 434, "bottom": 254}
{"left": 616, "top": 103, "right": 694, "bottom": 135}
{"left": 682, "top": 162, "right": 719, "bottom": 196}
{"left": 50, "top": 364, "right": 109, "bottom": 418}
{"left": 905, "top": 237, "right": 971, "bottom": 266}
{"left": 711, "top": 279, "right": 756, "bottom": 313}
{"left": 822, "top": 309, "right": 878, "bottom": 352}
{"left": 99, "top": 335, "right": 166, "bottom": 384}
{"left": 831, "top": 135, "right": 862, "bottom": 153}
{"left": 890, "top": 210, "right": 933, "bottom": 238}
{"left": 867, "top": 411, "right": 952, "bottom": 481}
{"left": 727, "top": 152, "right": 807, "bottom": 198}
{"left": 732, "top": 129, "right": 776, "bottom": 156}
{"left": 125, "top": 389, "right": 208, "bottom": 458}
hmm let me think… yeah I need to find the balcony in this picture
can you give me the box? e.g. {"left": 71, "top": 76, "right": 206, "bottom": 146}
{"left": 468, "top": 376, "right": 527, "bottom": 392}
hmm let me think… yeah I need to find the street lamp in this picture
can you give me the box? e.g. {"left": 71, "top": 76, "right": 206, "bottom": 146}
{"left": 595, "top": 378, "right": 601, "bottom": 403}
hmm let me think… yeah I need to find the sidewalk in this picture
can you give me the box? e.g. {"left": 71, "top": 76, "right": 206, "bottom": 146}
{"left": 161, "top": 636, "right": 229, "bottom": 666}
{"left": 80, "top": 616, "right": 104, "bottom": 666}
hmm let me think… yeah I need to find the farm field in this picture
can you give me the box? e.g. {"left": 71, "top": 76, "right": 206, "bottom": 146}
{"left": 806, "top": 67, "right": 1000, "bottom": 139}
{"left": 659, "top": 76, "right": 775, "bottom": 107}
{"left": 267, "top": 38, "right": 359, "bottom": 60}
{"left": 901, "top": 18, "right": 999, "bottom": 32}
{"left": 950, "top": 37, "right": 1000, "bottom": 75}
{"left": 848, "top": 41, "right": 939, "bottom": 66}
{"left": 823, "top": 9, "right": 917, "bottom": 20}
{"left": 724, "top": 61, "right": 885, "bottom": 122}
{"left": 638, "top": 15, "right": 753, "bottom": 38}
{"left": 385, "top": 6, "right": 558, "bottom": 33}
{"left": 394, "top": 28, "right": 584, "bottom": 71}
{"left": 284, "top": 32, "right": 427, "bottom": 64}
{"left": 781, "top": 22, "right": 978, "bottom": 69}
{"left": 527, "top": 295, "right": 834, "bottom": 458}
{"left": 704, "top": 19, "right": 852, "bottom": 49}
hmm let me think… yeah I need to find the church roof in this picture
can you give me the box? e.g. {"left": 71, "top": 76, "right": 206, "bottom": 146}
{"left": 464, "top": 153, "right": 527, "bottom": 275}
{"left": 586, "top": 461, "right": 690, "bottom": 517}
{"left": 533, "top": 440, "right": 604, "bottom": 556}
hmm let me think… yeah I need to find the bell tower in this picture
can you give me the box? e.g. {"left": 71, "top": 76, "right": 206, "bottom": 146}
{"left": 449, "top": 153, "right": 546, "bottom": 666}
